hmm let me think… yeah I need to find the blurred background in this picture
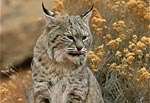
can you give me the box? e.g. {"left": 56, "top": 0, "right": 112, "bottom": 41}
{"left": 1, "top": 0, "right": 55, "bottom": 70}
{"left": 1, "top": 0, "right": 55, "bottom": 103}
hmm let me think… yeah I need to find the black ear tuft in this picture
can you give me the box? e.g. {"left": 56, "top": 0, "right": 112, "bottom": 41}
{"left": 80, "top": 5, "right": 93, "bottom": 25}
{"left": 80, "top": 5, "right": 93, "bottom": 18}
{"left": 42, "top": 2, "right": 55, "bottom": 17}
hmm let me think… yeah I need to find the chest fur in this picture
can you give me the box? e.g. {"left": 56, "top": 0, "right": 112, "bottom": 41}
{"left": 48, "top": 72, "right": 89, "bottom": 102}
{"left": 32, "top": 58, "right": 89, "bottom": 102}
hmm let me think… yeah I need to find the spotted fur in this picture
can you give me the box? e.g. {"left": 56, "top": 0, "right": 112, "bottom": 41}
{"left": 26, "top": 3, "right": 104, "bottom": 103}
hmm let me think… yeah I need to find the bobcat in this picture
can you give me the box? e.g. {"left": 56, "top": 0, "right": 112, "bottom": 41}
{"left": 27, "top": 3, "right": 104, "bottom": 103}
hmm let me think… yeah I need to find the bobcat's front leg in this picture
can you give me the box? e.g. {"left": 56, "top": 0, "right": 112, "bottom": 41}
{"left": 65, "top": 70, "right": 89, "bottom": 103}
{"left": 33, "top": 88, "right": 51, "bottom": 103}
{"left": 26, "top": 85, "right": 51, "bottom": 103}
{"left": 66, "top": 86, "right": 88, "bottom": 103}
{"left": 31, "top": 80, "right": 51, "bottom": 103}
{"left": 67, "top": 92, "right": 84, "bottom": 103}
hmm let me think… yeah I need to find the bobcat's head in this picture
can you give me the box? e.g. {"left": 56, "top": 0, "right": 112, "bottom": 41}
{"left": 42, "top": 3, "right": 93, "bottom": 65}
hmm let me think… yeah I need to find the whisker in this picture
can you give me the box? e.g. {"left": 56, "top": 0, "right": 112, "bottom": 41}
{"left": 67, "top": 48, "right": 75, "bottom": 50}
{"left": 65, "top": 50, "right": 77, "bottom": 52}
{"left": 82, "top": 48, "right": 87, "bottom": 52}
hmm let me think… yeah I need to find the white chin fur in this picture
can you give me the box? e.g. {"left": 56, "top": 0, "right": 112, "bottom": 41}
{"left": 54, "top": 50, "right": 66, "bottom": 62}
{"left": 48, "top": 49, "right": 86, "bottom": 64}
{"left": 65, "top": 53, "right": 87, "bottom": 65}
{"left": 47, "top": 49, "right": 65, "bottom": 62}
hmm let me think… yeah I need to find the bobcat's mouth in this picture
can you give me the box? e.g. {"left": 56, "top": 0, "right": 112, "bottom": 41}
{"left": 68, "top": 51, "right": 84, "bottom": 56}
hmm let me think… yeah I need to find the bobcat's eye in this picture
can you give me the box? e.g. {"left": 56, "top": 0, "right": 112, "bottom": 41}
{"left": 82, "top": 36, "right": 87, "bottom": 40}
{"left": 66, "top": 36, "right": 74, "bottom": 40}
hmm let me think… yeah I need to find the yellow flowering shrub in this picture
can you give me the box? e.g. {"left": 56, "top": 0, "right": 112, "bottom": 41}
{"left": 91, "top": 8, "right": 106, "bottom": 37}
{"left": 52, "top": 0, "right": 64, "bottom": 14}
{"left": 137, "top": 67, "right": 150, "bottom": 83}
{"left": 112, "top": 20, "right": 126, "bottom": 32}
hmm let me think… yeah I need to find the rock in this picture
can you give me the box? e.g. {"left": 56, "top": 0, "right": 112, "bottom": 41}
{"left": 0, "top": 0, "right": 55, "bottom": 70}
{"left": 0, "top": 21, "right": 45, "bottom": 70}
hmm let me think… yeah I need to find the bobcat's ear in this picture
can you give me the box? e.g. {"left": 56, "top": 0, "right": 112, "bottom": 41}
{"left": 42, "top": 2, "right": 56, "bottom": 22}
{"left": 81, "top": 5, "right": 93, "bottom": 25}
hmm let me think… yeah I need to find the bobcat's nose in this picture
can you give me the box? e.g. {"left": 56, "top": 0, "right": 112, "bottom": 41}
{"left": 76, "top": 46, "right": 83, "bottom": 51}
{"left": 76, "top": 40, "right": 83, "bottom": 51}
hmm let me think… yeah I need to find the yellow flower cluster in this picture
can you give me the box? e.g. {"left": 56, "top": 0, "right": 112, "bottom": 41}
{"left": 88, "top": 44, "right": 105, "bottom": 72}
{"left": 110, "top": 62, "right": 135, "bottom": 79}
{"left": 144, "top": 7, "right": 150, "bottom": 21}
{"left": 126, "top": 0, "right": 149, "bottom": 21}
{"left": 52, "top": 0, "right": 64, "bottom": 14}
{"left": 115, "top": 51, "right": 122, "bottom": 58}
{"left": 109, "top": 63, "right": 127, "bottom": 76}
{"left": 85, "top": 0, "right": 100, "bottom": 6}
{"left": 126, "top": 0, "right": 137, "bottom": 9}
{"left": 119, "top": 34, "right": 126, "bottom": 40}
{"left": 137, "top": 67, "right": 150, "bottom": 83}
{"left": 132, "top": 35, "right": 138, "bottom": 43}
{"left": 141, "top": 36, "right": 150, "bottom": 46}
{"left": 109, "top": 63, "right": 118, "bottom": 70}
{"left": 107, "top": 38, "right": 122, "bottom": 49}
{"left": 88, "top": 51, "right": 101, "bottom": 72}
{"left": 105, "top": 34, "right": 112, "bottom": 41}
{"left": 126, "top": 52, "right": 135, "bottom": 64}
{"left": 137, "top": 41, "right": 147, "bottom": 50}
{"left": 130, "top": 36, "right": 150, "bottom": 60}
{"left": 109, "top": 62, "right": 136, "bottom": 80}
{"left": 112, "top": 20, "right": 126, "bottom": 32}
{"left": 91, "top": 8, "right": 106, "bottom": 36}
{"left": 96, "top": 44, "right": 105, "bottom": 59}
{"left": 110, "top": 1, "right": 126, "bottom": 12}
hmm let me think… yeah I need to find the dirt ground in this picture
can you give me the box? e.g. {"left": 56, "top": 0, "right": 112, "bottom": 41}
{"left": 0, "top": 0, "right": 55, "bottom": 103}
{"left": 1, "top": 69, "right": 32, "bottom": 103}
